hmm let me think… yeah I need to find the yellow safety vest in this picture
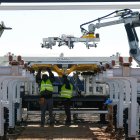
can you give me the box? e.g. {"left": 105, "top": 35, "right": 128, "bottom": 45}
{"left": 60, "top": 84, "right": 73, "bottom": 99}
{"left": 40, "top": 79, "right": 54, "bottom": 93}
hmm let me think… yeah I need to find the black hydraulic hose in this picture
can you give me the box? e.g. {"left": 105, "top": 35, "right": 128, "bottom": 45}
{"left": 80, "top": 9, "right": 133, "bottom": 34}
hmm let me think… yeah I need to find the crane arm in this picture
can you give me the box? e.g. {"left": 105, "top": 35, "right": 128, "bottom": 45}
{"left": 80, "top": 9, "right": 140, "bottom": 65}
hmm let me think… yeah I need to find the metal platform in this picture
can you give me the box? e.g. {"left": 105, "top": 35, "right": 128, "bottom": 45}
{"left": 26, "top": 109, "right": 108, "bottom": 115}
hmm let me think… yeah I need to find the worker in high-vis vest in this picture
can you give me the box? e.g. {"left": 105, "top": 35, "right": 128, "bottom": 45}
{"left": 36, "top": 67, "right": 55, "bottom": 127}
{"left": 60, "top": 74, "right": 74, "bottom": 125}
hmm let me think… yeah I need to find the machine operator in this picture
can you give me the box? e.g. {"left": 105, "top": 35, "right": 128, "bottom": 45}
{"left": 60, "top": 74, "right": 74, "bottom": 125}
{"left": 36, "top": 67, "right": 55, "bottom": 127}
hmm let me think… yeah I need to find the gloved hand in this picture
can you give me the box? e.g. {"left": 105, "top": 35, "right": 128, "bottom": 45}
{"left": 77, "top": 90, "right": 82, "bottom": 97}
{"left": 75, "top": 90, "right": 83, "bottom": 97}
{"left": 46, "top": 67, "right": 51, "bottom": 72}
{"left": 30, "top": 69, "right": 35, "bottom": 74}
{"left": 38, "top": 68, "right": 42, "bottom": 72}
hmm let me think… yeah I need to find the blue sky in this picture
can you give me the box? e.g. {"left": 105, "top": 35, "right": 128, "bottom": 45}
{"left": 0, "top": 6, "right": 139, "bottom": 67}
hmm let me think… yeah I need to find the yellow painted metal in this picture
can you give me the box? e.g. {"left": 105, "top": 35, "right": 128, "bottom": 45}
{"left": 81, "top": 33, "right": 96, "bottom": 38}
{"left": 76, "top": 64, "right": 99, "bottom": 71}
{"left": 30, "top": 63, "right": 100, "bottom": 76}
{"left": 66, "top": 65, "right": 77, "bottom": 75}
{"left": 53, "top": 64, "right": 64, "bottom": 76}
{"left": 29, "top": 64, "right": 52, "bottom": 71}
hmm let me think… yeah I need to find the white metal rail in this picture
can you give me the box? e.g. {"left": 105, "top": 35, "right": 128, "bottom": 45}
{"left": 0, "top": 3, "right": 140, "bottom": 10}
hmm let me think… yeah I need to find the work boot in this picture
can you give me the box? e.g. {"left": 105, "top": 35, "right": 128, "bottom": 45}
{"left": 40, "top": 123, "right": 44, "bottom": 127}
{"left": 47, "top": 118, "right": 54, "bottom": 126}
{"left": 49, "top": 122, "right": 54, "bottom": 126}
{"left": 65, "top": 120, "right": 71, "bottom": 126}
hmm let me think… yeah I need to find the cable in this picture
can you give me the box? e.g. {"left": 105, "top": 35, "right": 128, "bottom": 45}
{"left": 80, "top": 9, "right": 133, "bottom": 34}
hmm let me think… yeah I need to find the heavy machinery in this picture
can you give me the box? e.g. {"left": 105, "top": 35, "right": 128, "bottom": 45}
{"left": 1, "top": 8, "right": 140, "bottom": 139}
{"left": 41, "top": 33, "right": 100, "bottom": 49}
{"left": 80, "top": 8, "right": 140, "bottom": 65}
{"left": 22, "top": 55, "right": 112, "bottom": 113}
{"left": 0, "top": 51, "right": 139, "bottom": 139}
{"left": 38, "top": 9, "right": 140, "bottom": 139}
{"left": 77, "top": 9, "right": 140, "bottom": 139}
{"left": 26, "top": 8, "right": 140, "bottom": 122}
{"left": 38, "top": 8, "right": 140, "bottom": 116}
{"left": 41, "top": 9, "right": 140, "bottom": 57}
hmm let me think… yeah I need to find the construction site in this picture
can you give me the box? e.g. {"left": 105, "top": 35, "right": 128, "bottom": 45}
{"left": 1, "top": 1, "right": 140, "bottom": 140}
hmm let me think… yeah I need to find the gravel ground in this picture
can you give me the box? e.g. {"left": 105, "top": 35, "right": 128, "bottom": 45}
{"left": 16, "top": 123, "right": 116, "bottom": 140}
{"left": 7, "top": 114, "right": 116, "bottom": 140}
{"left": 6, "top": 114, "right": 138, "bottom": 140}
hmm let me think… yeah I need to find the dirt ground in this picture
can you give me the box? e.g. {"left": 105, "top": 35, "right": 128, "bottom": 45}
{"left": 5, "top": 113, "right": 140, "bottom": 140}
{"left": 7, "top": 114, "right": 121, "bottom": 140}
{"left": 15, "top": 123, "right": 115, "bottom": 140}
